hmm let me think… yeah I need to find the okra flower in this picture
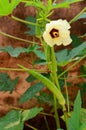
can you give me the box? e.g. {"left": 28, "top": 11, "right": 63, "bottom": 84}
{"left": 43, "top": 19, "right": 72, "bottom": 47}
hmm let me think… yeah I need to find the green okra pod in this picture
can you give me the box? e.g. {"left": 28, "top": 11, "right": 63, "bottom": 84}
{"left": 18, "top": 64, "right": 65, "bottom": 107}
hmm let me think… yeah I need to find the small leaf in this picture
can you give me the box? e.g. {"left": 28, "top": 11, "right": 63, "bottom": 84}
{"left": 34, "top": 50, "right": 46, "bottom": 60}
{"left": 52, "top": 0, "right": 82, "bottom": 9}
{"left": 25, "top": 16, "right": 36, "bottom": 36}
{"left": 68, "top": 91, "right": 81, "bottom": 130}
{"left": 56, "top": 42, "right": 86, "bottom": 64}
{"left": 26, "top": 75, "right": 37, "bottom": 82}
{"left": 0, "top": 0, "right": 21, "bottom": 16}
{"left": 19, "top": 82, "right": 45, "bottom": 103}
{"left": 67, "top": 42, "right": 86, "bottom": 60}
{"left": 0, "top": 46, "right": 26, "bottom": 57}
{"left": 56, "top": 49, "right": 68, "bottom": 63}
{"left": 71, "top": 34, "right": 83, "bottom": 47}
{"left": 0, "top": 73, "right": 19, "bottom": 93}
{"left": 0, "top": 110, "right": 23, "bottom": 130}
{"left": 35, "top": 92, "right": 53, "bottom": 105}
{"left": 81, "top": 108, "right": 86, "bottom": 124}
{"left": 22, "top": 107, "right": 43, "bottom": 121}
{"left": 73, "top": 12, "right": 86, "bottom": 22}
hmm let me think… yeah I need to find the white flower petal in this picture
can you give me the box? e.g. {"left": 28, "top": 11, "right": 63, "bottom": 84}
{"left": 43, "top": 19, "right": 72, "bottom": 47}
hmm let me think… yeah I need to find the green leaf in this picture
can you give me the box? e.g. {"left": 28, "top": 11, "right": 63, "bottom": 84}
{"left": 34, "top": 59, "right": 46, "bottom": 65}
{"left": 36, "top": 92, "right": 53, "bottom": 105}
{"left": 0, "top": 73, "right": 19, "bottom": 93}
{"left": 80, "top": 65, "right": 86, "bottom": 78}
{"left": 25, "top": 16, "right": 36, "bottom": 36}
{"left": 0, "top": 110, "right": 23, "bottom": 130}
{"left": 0, "top": 0, "right": 21, "bottom": 16}
{"left": 77, "top": 83, "right": 86, "bottom": 98}
{"left": 68, "top": 91, "right": 81, "bottom": 130}
{"left": 22, "top": 107, "right": 43, "bottom": 121}
{"left": 19, "top": 82, "right": 45, "bottom": 103}
{"left": 81, "top": 108, "right": 86, "bottom": 124}
{"left": 26, "top": 75, "right": 37, "bottom": 82}
{"left": 67, "top": 42, "right": 86, "bottom": 60}
{"left": 52, "top": 0, "right": 82, "bottom": 9}
{"left": 56, "top": 49, "right": 68, "bottom": 63}
{"left": 77, "top": 12, "right": 86, "bottom": 20}
{"left": 0, "top": 45, "right": 45, "bottom": 58}
{"left": 80, "top": 122, "right": 86, "bottom": 130}
{"left": 34, "top": 50, "right": 46, "bottom": 60}
{"left": 71, "top": 34, "right": 83, "bottom": 47}
{"left": 56, "top": 42, "right": 86, "bottom": 65}
{"left": 73, "top": 12, "right": 86, "bottom": 22}
{"left": 0, "top": 107, "right": 43, "bottom": 130}
{"left": 0, "top": 46, "right": 26, "bottom": 57}
{"left": 25, "top": 0, "right": 45, "bottom": 9}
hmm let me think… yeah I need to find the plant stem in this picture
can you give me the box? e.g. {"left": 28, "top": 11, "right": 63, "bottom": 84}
{"left": 11, "top": 15, "right": 38, "bottom": 26}
{"left": 63, "top": 111, "right": 68, "bottom": 130}
{"left": 43, "top": 114, "right": 50, "bottom": 130}
{"left": 69, "top": 7, "right": 86, "bottom": 24}
{"left": 0, "top": 31, "right": 34, "bottom": 44}
{"left": 45, "top": 46, "right": 61, "bottom": 128}
{"left": 25, "top": 123, "right": 38, "bottom": 130}
{"left": 53, "top": 95, "right": 60, "bottom": 128}
{"left": 65, "top": 79, "right": 70, "bottom": 113}
{"left": 51, "top": 47, "right": 60, "bottom": 90}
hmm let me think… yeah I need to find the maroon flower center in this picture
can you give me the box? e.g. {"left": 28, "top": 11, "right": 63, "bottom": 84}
{"left": 50, "top": 28, "right": 59, "bottom": 38}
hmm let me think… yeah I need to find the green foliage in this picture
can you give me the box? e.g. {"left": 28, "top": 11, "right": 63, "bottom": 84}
{"left": 56, "top": 42, "right": 86, "bottom": 66}
{"left": 81, "top": 108, "right": 86, "bottom": 124}
{"left": 76, "top": 12, "right": 86, "bottom": 20}
{"left": 0, "top": 0, "right": 21, "bottom": 16}
{"left": 68, "top": 91, "right": 81, "bottom": 130}
{"left": 0, "top": 45, "right": 46, "bottom": 59}
{"left": 58, "top": 67, "right": 68, "bottom": 89}
{"left": 21, "top": 107, "right": 43, "bottom": 121}
{"left": 0, "top": 73, "right": 18, "bottom": 93}
{"left": 76, "top": 65, "right": 86, "bottom": 98}
{"left": 26, "top": 74, "right": 37, "bottom": 82}
{"left": 80, "top": 65, "right": 86, "bottom": 78}
{"left": 71, "top": 34, "right": 83, "bottom": 47}
{"left": 35, "top": 92, "right": 53, "bottom": 105}
{"left": 72, "top": 12, "right": 86, "bottom": 22}
{"left": 25, "top": 16, "right": 36, "bottom": 36}
{"left": 0, "top": 110, "right": 23, "bottom": 130}
{"left": 0, "top": 107, "right": 43, "bottom": 130}
{"left": 0, "top": 46, "right": 26, "bottom": 57}
{"left": 19, "top": 82, "right": 45, "bottom": 103}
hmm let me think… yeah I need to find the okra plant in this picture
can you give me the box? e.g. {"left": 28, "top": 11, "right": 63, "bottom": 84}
{"left": 0, "top": 0, "right": 86, "bottom": 130}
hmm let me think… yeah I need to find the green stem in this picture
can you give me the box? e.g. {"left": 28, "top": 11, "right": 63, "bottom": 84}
{"left": 46, "top": 46, "right": 61, "bottom": 128}
{"left": 43, "top": 114, "right": 50, "bottom": 130}
{"left": 58, "top": 54, "right": 86, "bottom": 79}
{"left": 63, "top": 111, "right": 68, "bottom": 130}
{"left": 0, "top": 67, "right": 24, "bottom": 72}
{"left": 54, "top": 95, "right": 60, "bottom": 128}
{"left": 69, "top": 7, "right": 86, "bottom": 24}
{"left": 0, "top": 31, "right": 34, "bottom": 44}
{"left": 51, "top": 47, "right": 60, "bottom": 90}
{"left": 25, "top": 123, "right": 38, "bottom": 130}
{"left": 65, "top": 79, "right": 70, "bottom": 113}
{"left": 11, "top": 15, "right": 38, "bottom": 26}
